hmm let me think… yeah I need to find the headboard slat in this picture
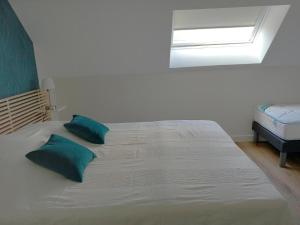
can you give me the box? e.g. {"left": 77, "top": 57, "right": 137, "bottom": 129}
{"left": 0, "top": 116, "right": 9, "bottom": 124}
{"left": 0, "top": 89, "right": 51, "bottom": 135}
{"left": 10, "top": 98, "right": 47, "bottom": 113}
{"left": 0, "top": 90, "right": 36, "bottom": 102}
{"left": 0, "top": 117, "right": 11, "bottom": 125}
{"left": 11, "top": 103, "right": 45, "bottom": 116}
{"left": 7, "top": 92, "right": 44, "bottom": 104}
{"left": 0, "top": 110, "right": 9, "bottom": 117}
{"left": 0, "top": 127, "right": 12, "bottom": 135}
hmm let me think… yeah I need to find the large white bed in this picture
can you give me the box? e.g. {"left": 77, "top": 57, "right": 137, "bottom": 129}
{"left": 0, "top": 120, "right": 294, "bottom": 225}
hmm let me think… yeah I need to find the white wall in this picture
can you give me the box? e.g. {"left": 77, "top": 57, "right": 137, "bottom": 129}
{"left": 9, "top": 0, "right": 300, "bottom": 140}
{"left": 54, "top": 65, "right": 300, "bottom": 140}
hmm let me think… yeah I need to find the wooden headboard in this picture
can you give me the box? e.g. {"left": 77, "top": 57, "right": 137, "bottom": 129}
{"left": 0, "top": 89, "right": 51, "bottom": 135}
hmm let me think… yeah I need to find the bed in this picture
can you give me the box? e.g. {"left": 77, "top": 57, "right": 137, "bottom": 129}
{"left": 253, "top": 104, "right": 300, "bottom": 167}
{"left": 0, "top": 91, "right": 296, "bottom": 225}
{"left": 0, "top": 120, "right": 294, "bottom": 225}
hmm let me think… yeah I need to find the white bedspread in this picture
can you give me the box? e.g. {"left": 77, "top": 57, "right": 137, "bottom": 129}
{"left": 0, "top": 120, "right": 294, "bottom": 225}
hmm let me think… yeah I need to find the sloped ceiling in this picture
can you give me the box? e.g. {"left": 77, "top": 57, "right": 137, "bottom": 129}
{"left": 9, "top": 0, "right": 299, "bottom": 77}
{"left": 173, "top": 6, "right": 266, "bottom": 29}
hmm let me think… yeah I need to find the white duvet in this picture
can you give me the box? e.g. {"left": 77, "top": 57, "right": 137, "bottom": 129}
{"left": 0, "top": 120, "right": 295, "bottom": 225}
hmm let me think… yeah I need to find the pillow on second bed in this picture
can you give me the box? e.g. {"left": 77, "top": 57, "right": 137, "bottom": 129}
{"left": 26, "top": 134, "right": 96, "bottom": 182}
{"left": 64, "top": 115, "right": 109, "bottom": 144}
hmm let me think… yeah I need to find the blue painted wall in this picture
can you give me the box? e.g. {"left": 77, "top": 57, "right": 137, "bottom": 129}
{"left": 0, "top": 0, "right": 39, "bottom": 99}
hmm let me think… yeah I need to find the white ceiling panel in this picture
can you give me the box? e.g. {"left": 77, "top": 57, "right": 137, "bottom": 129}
{"left": 173, "top": 6, "right": 267, "bottom": 29}
{"left": 8, "top": 0, "right": 299, "bottom": 76}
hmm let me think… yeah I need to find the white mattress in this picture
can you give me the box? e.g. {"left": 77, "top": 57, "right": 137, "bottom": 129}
{"left": 0, "top": 120, "right": 295, "bottom": 225}
{"left": 255, "top": 108, "right": 300, "bottom": 140}
{"left": 264, "top": 104, "right": 300, "bottom": 124}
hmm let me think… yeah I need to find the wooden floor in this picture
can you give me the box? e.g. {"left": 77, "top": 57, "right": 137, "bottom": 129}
{"left": 238, "top": 142, "right": 300, "bottom": 218}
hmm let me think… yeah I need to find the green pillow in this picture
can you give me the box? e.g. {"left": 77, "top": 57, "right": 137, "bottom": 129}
{"left": 26, "top": 134, "right": 96, "bottom": 182}
{"left": 64, "top": 115, "right": 109, "bottom": 144}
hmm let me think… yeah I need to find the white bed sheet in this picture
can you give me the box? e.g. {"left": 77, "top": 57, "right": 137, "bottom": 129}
{"left": 0, "top": 120, "right": 295, "bottom": 225}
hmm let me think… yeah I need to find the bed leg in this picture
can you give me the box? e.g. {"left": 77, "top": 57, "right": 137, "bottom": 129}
{"left": 279, "top": 152, "right": 287, "bottom": 167}
{"left": 253, "top": 131, "right": 259, "bottom": 144}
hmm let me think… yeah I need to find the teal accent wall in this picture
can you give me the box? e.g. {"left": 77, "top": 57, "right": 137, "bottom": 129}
{"left": 0, "top": 0, "right": 39, "bottom": 99}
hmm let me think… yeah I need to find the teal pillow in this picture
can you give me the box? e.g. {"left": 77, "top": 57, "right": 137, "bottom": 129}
{"left": 64, "top": 115, "right": 109, "bottom": 144}
{"left": 26, "top": 134, "right": 96, "bottom": 182}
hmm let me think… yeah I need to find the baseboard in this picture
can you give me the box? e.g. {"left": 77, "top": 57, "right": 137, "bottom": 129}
{"left": 231, "top": 134, "right": 254, "bottom": 142}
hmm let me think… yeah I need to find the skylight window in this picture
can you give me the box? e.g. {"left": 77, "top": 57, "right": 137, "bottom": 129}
{"left": 170, "top": 5, "right": 290, "bottom": 68}
{"left": 172, "top": 26, "right": 255, "bottom": 47}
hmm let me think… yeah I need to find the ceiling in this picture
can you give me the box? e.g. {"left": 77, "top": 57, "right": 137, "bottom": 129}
{"left": 9, "top": 0, "right": 299, "bottom": 77}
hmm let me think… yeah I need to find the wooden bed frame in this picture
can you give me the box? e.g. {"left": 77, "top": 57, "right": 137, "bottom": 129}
{"left": 252, "top": 121, "right": 300, "bottom": 167}
{"left": 0, "top": 89, "right": 51, "bottom": 135}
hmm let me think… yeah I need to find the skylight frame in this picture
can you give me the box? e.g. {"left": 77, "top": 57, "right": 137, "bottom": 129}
{"left": 170, "top": 5, "right": 290, "bottom": 68}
